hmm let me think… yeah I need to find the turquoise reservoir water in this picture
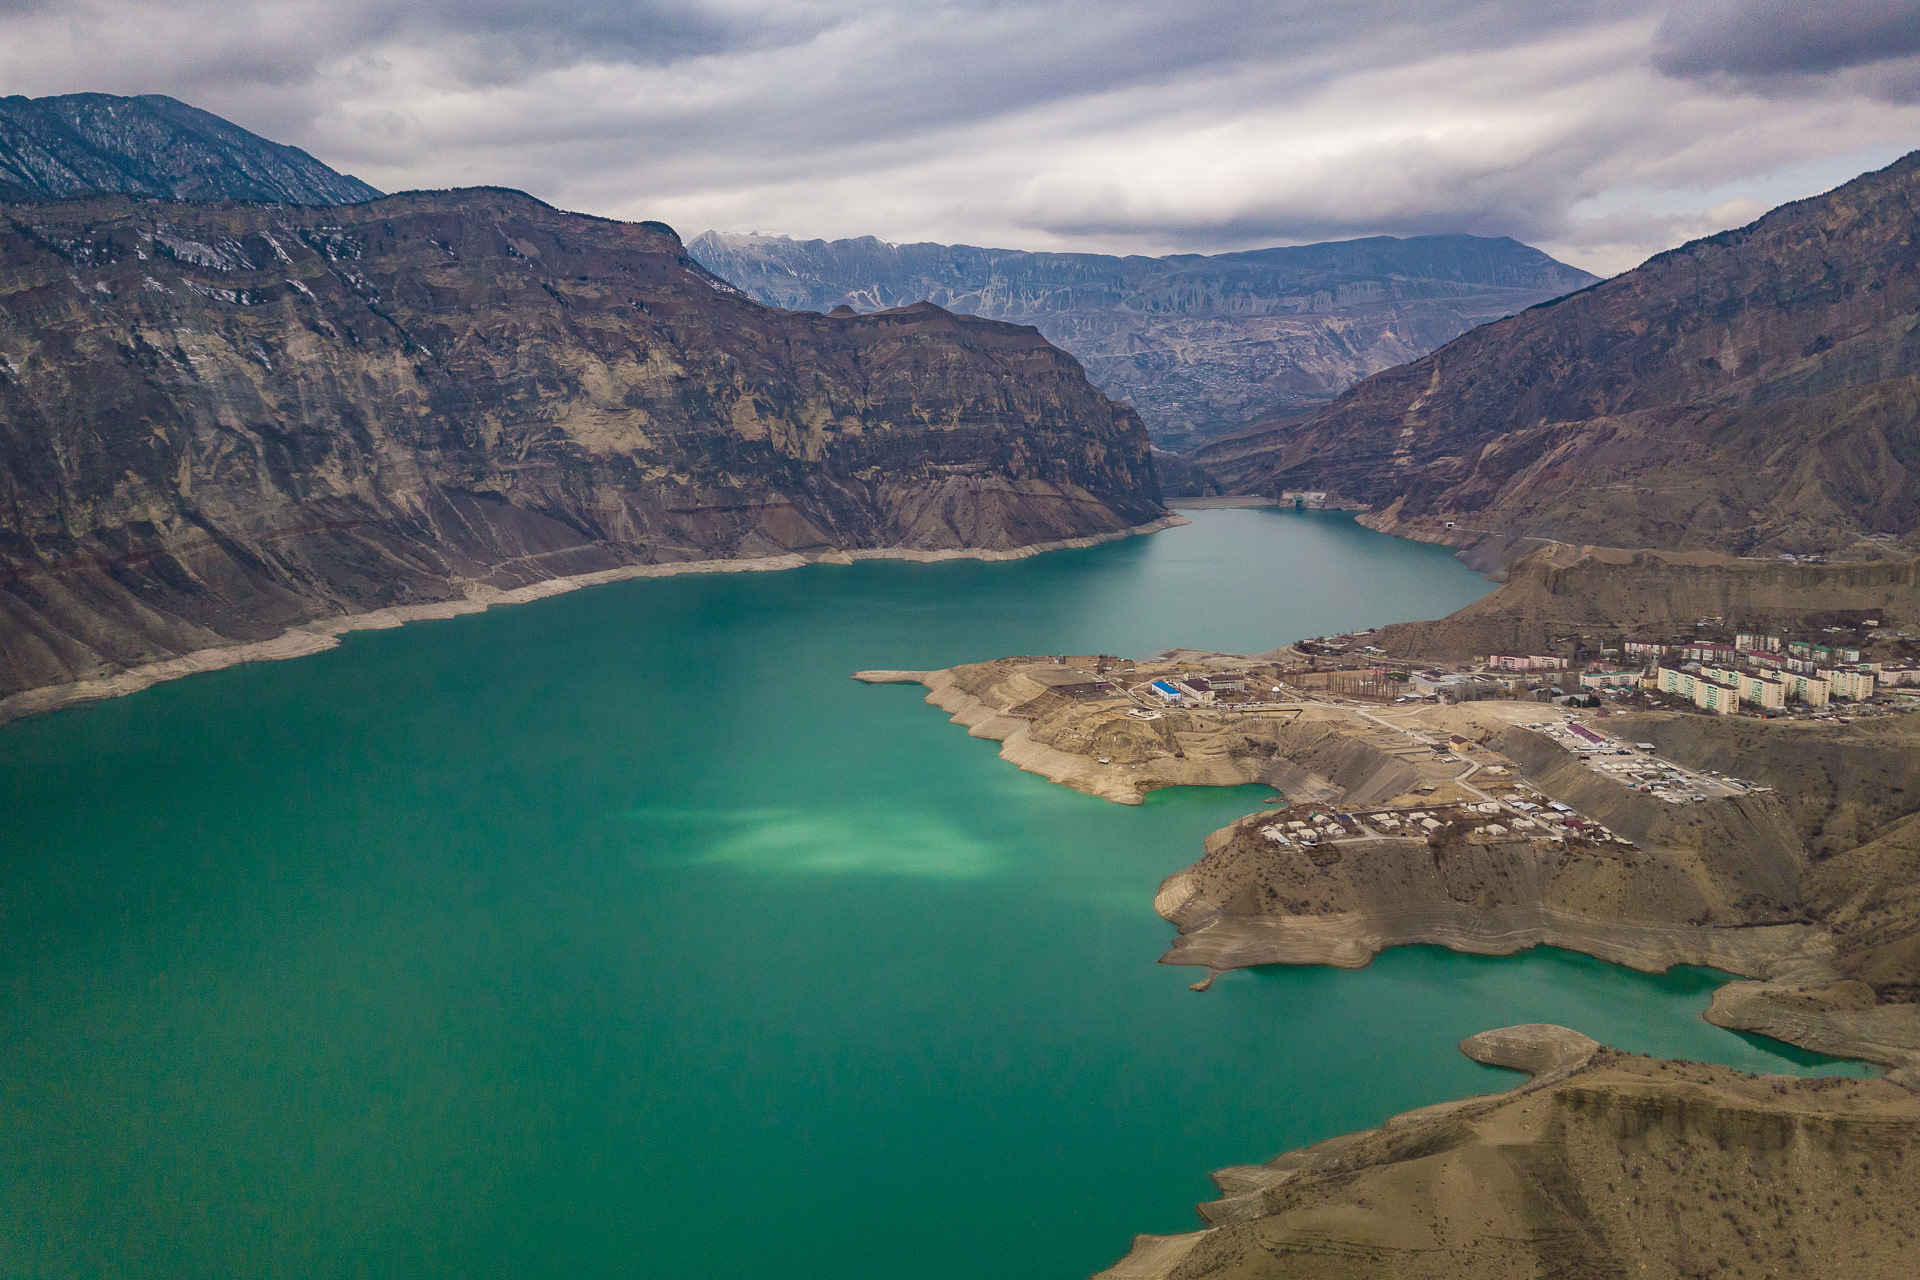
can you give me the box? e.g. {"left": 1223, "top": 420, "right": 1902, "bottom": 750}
{"left": 0, "top": 510, "right": 1867, "bottom": 1279}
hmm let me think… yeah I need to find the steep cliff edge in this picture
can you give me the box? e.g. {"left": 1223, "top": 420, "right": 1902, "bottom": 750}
{"left": 690, "top": 232, "right": 1595, "bottom": 451}
{"left": 1098, "top": 1027, "right": 1920, "bottom": 1280}
{"left": 1191, "top": 150, "right": 1920, "bottom": 557}
{"left": 0, "top": 189, "right": 1164, "bottom": 704}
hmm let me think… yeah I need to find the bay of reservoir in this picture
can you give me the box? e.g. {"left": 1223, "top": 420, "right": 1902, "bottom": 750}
{"left": 0, "top": 509, "right": 1867, "bottom": 1280}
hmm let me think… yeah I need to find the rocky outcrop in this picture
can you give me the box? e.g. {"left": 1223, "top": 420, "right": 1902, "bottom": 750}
{"left": 1193, "top": 150, "right": 1920, "bottom": 557}
{"left": 1155, "top": 726, "right": 1823, "bottom": 985}
{"left": 1372, "top": 543, "right": 1920, "bottom": 660}
{"left": 0, "top": 189, "right": 1165, "bottom": 705}
{"left": 881, "top": 653, "right": 1920, "bottom": 1071}
{"left": 0, "top": 94, "right": 380, "bottom": 205}
{"left": 690, "top": 231, "right": 1596, "bottom": 451}
{"left": 1097, "top": 1027, "right": 1920, "bottom": 1280}
{"left": 1151, "top": 711, "right": 1920, "bottom": 1078}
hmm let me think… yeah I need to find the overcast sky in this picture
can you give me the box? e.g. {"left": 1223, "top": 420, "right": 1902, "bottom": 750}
{"left": 3, "top": 0, "right": 1918, "bottom": 274}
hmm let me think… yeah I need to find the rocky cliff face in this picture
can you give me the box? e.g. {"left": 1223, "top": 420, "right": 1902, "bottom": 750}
{"left": 689, "top": 231, "right": 1595, "bottom": 451}
{"left": 1197, "top": 151, "right": 1920, "bottom": 556}
{"left": 0, "top": 94, "right": 381, "bottom": 206}
{"left": 0, "top": 189, "right": 1162, "bottom": 699}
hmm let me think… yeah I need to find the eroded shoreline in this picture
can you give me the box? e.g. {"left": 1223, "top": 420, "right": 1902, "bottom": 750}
{"left": 0, "top": 515, "right": 1186, "bottom": 728}
{"left": 859, "top": 653, "right": 1920, "bottom": 1084}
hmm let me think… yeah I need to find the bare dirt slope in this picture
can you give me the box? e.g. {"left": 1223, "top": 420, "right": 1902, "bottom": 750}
{"left": 1613, "top": 712, "right": 1920, "bottom": 998}
{"left": 1099, "top": 1025, "right": 1920, "bottom": 1280}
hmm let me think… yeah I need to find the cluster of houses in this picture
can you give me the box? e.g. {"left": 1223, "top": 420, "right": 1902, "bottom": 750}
{"left": 1256, "top": 799, "right": 1631, "bottom": 849}
{"left": 1475, "top": 627, "right": 1901, "bottom": 715}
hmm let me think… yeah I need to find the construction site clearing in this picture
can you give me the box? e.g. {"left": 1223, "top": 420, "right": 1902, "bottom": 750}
{"left": 852, "top": 650, "right": 1739, "bottom": 848}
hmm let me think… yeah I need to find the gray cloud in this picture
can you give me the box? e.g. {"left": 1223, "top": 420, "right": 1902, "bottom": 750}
{"left": 0, "top": 1, "right": 1916, "bottom": 276}
{"left": 1655, "top": 1, "right": 1920, "bottom": 79}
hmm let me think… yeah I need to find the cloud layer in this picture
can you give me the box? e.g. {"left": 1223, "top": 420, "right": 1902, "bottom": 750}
{"left": 2, "top": 0, "right": 1917, "bottom": 274}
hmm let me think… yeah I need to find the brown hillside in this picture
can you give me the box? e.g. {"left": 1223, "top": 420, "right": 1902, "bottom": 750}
{"left": 1191, "top": 152, "right": 1920, "bottom": 556}
{"left": 0, "top": 190, "right": 1162, "bottom": 698}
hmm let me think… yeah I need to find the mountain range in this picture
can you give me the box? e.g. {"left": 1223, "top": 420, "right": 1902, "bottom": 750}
{"left": 689, "top": 231, "right": 1597, "bottom": 450}
{"left": 0, "top": 93, "right": 381, "bottom": 206}
{"left": 1192, "top": 151, "right": 1920, "bottom": 560}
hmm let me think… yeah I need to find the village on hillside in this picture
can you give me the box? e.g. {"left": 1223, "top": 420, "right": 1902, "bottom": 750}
{"left": 1285, "top": 618, "right": 1918, "bottom": 721}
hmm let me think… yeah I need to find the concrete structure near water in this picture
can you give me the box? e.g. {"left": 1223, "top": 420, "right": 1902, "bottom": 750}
{"left": 1173, "top": 677, "right": 1217, "bottom": 704}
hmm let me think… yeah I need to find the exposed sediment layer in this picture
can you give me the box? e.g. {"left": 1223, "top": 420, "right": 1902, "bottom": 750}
{"left": 1153, "top": 722, "right": 1920, "bottom": 1079}
{"left": 0, "top": 188, "right": 1168, "bottom": 701}
{"left": 2, "top": 516, "right": 1182, "bottom": 727}
{"left": 1096, "top": 1023, "right": 1920, "bottom": 1280}
{"left": 1161, "top": 899, "right": 1827, "bottom": 980}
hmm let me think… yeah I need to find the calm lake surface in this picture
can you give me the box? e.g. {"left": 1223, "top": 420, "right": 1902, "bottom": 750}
{"left": 0, "top": 509, "right": 1868, "bottom": 1279}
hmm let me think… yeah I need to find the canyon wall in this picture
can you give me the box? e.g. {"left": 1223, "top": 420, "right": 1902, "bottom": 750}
{"left": 0, "top": 189, "right": 1164, "bottom": 698}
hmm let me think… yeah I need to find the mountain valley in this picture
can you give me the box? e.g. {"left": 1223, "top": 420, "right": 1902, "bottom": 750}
{"left": 691, "top": 232, "right": 1595, "bottom": 451}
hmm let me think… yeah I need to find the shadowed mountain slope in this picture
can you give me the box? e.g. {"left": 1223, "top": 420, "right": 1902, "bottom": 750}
{"left": 0, "top": 93, "right": 381, "bottom": 206}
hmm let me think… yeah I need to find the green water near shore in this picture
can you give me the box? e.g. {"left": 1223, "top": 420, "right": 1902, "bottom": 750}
{"left": 0, "top": 509, "right": 1869, "bottom": 1280}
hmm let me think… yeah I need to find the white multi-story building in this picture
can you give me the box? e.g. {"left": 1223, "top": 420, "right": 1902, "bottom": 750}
{"left": 1703, "top": 666, "right": 1786, "bottom": 709}
{"left": 1784, "top": 672, "right": 1830, "bottom": 707}
{"left": 1825, "top": 668, "right": 1876, "bottom": 701}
